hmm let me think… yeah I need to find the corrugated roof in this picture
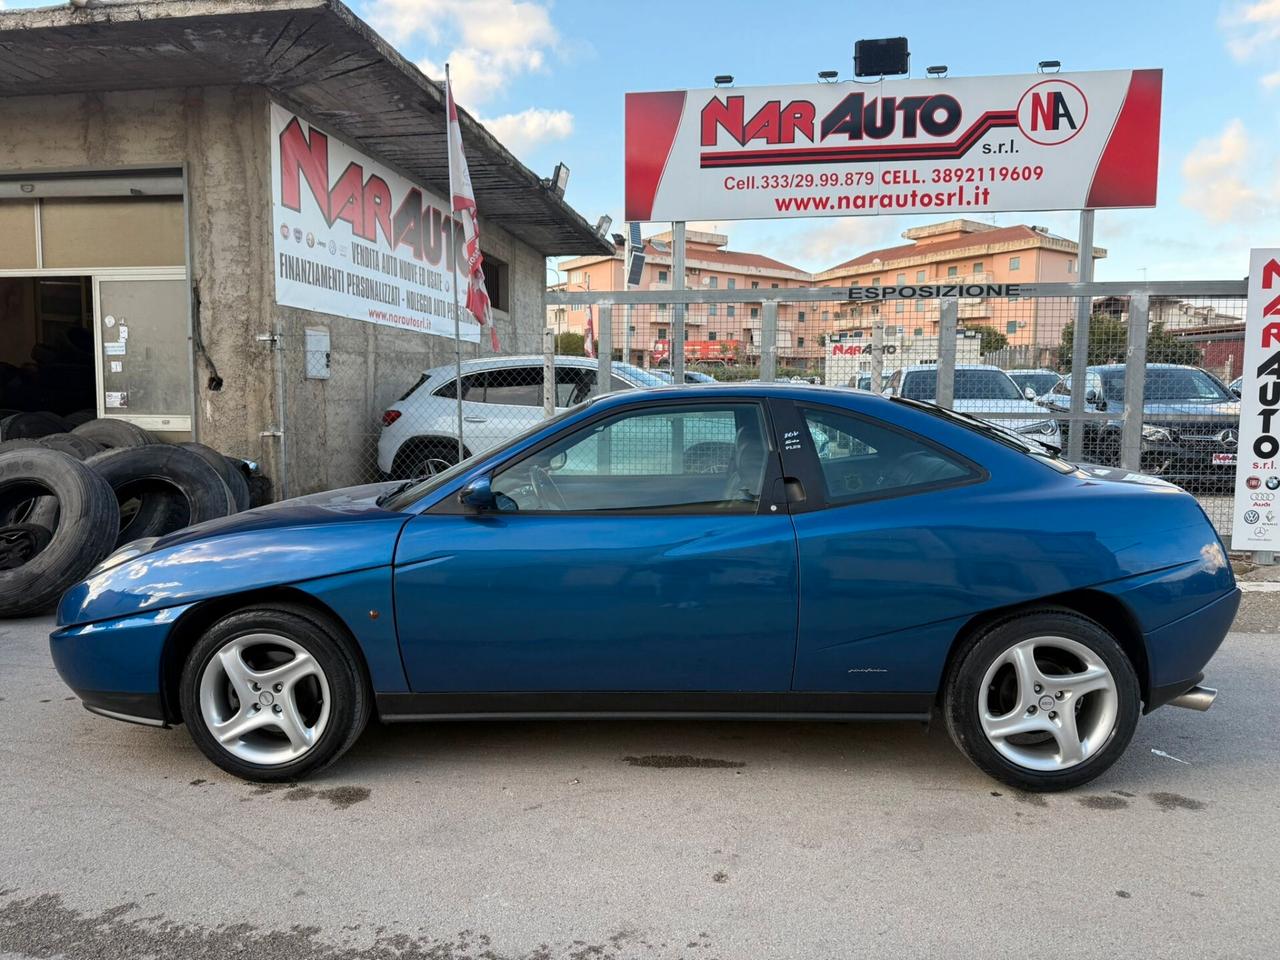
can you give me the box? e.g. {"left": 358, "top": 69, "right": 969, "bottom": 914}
{"left": 0, "top": 0, "right": 612, "bottom": 256}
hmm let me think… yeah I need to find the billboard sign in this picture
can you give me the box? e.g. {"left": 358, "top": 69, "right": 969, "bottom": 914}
{"left": 625, "top": 69, "right": 1161, "bottom": 223}
{"left": 270, "top": 102, "right": 479, "bottom": 342}
{"left": 1232, "top": 249, "right": 1280, "bottom": 552}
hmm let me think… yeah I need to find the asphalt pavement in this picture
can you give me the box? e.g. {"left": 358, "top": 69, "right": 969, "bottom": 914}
{"left": 2, "top": 595, "right": 1279, "bottom": 960}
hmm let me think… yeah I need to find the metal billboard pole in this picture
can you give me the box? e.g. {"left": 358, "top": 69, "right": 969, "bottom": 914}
{"left": 671, "top": 221, "right": 686, "bottom": 381}
{"left": 445, "top": 63, "right": 465, "bottom": 464}
{"left": 1067, "top": 209, "right": 1095, "bottom": 462}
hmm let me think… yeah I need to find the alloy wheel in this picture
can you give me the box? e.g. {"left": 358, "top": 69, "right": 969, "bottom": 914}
{"left": 198, "top": 633, "right": 331, "bottom": 766}
{"left": 977, "top": 635, "right": 1119, "bottom": 772}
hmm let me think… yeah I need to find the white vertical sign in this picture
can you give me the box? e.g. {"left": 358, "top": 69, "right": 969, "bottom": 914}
{"left": 1231, "top": 249, "right": 1280, "bottom": 551}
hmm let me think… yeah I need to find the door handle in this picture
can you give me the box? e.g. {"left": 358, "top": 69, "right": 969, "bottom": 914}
{"left": 464, "top": 416, "right": 487, "bottom": 423}
{"left": 783, "top": 476, "right": 806, "bottom": 504}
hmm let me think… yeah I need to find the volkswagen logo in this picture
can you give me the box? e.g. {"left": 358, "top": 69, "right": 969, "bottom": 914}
{"left": 1218, "top": 428, "right": 1239, "bottom": 448}
{"left": 1245, "top": 509, "right": 1261, "bottom": 524}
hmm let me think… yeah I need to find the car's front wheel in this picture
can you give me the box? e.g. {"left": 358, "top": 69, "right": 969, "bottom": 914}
{"left": 943, "top": 609, "right": 1140, "bottom": 792}
{"left": 179, "top": 605, "right": 371, "bottom": 781}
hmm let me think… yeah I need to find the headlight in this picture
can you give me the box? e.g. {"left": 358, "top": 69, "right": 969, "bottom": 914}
{"left": 88, "top": 537, "right": 160, "bottom": 576}
{"left": 1142, "top": 425, "right": 1175, "bottom": 443}
{"left": 1017, "top": 420, "right": 1059, "bottom": 436}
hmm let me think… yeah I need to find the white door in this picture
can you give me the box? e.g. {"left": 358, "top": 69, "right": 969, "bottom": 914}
{"left": 93, "top": 273, "right": 192, "bottom": 432}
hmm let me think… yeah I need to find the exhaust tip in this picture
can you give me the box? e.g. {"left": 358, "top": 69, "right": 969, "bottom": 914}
{"left": 1168, "top": 684, "right": 1217, "bottom": 712}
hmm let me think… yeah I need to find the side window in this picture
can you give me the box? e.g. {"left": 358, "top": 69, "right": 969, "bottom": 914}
{"left": 556, "top": 367, "right": 596, "bottom": 406}
{"left": 481, "top": 366, "right": 543, "bottom": 406}
{"left": 799, "top": 406, "right": 972, "bottom": 503}
{"left": 434, "top": 368, "right": 544, "bottom": 405}
{"left": 491, "top": 404, "right": 770, "bottom": 513}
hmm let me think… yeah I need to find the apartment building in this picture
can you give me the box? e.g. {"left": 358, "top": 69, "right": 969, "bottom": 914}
{"left": 814, "top": 220, "right": 1106, "bottom": 350}
{"left": 551, "top": 229, "right": 818, "bottom": 370}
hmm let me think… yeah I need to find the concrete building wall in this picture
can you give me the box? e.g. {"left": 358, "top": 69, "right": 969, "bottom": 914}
{"left": 0, "top": 86, "right": 277, "bottom": 470}
{"left": 0, "top": 86, "right": 549, "bottom": 497}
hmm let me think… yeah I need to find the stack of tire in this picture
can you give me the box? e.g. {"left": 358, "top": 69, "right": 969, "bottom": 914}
{"left": 0, "top": 411, "right": 268, "bottom": 618}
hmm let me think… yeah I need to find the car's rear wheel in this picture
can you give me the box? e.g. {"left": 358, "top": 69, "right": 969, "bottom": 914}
{"left": 943, "top": 609, "right": 1140, "bottom": 792}
{"left": 179, "top": 605, "right": 370, "bottom": 781}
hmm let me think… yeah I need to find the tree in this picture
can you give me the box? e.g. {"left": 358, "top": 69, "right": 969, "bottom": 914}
{"left": 553, "top": 332, "right": 586, "bottom": 356}
{"left": 1058, "top": 315, "right": 1202, "bottom": 368}
{"left": 969, "top": 324, "right": 1008, "bottom": 355}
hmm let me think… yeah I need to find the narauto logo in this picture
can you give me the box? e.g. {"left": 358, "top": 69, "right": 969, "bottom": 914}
{"left": 1016, "top": 79, "right": 1088, "bottom": 145}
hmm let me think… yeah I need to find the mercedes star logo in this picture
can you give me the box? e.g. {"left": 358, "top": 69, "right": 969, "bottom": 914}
{"left": 1219, "top": 428, "right": 1239, "bottom": 448}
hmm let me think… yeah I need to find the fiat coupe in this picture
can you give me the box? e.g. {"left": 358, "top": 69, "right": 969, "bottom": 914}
{"left": 50, "top": 385, "right": 1237, "bottom": 791}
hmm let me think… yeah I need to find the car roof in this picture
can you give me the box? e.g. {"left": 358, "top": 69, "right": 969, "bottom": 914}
{"left": 900, "top": 363, "right": 1008, "bottom": 373}
{"left": 1007, "top": 368, "right": 1059, "bottom": 375}
{"left": 586, "top": 382, "right": 871, "bottom": 408}
{"left": 418, "top": 354, "right": 612, "bottom": 377}
{"left": 1084, "top": 363, "right": 1200, "bottom": 372}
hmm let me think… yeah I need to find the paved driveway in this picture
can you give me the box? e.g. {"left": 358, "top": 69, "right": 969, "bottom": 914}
{"left": 2, "top": 597, "right": 1278, "bottom": 959}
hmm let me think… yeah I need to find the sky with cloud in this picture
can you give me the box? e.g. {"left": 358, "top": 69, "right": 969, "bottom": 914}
{"left": 3, "top": 0, "right": 1276, "bottom": 279}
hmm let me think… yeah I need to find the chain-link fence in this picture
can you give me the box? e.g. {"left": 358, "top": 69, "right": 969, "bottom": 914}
{"left": 282, "top": 280, "right": 1248, "bottom": 547}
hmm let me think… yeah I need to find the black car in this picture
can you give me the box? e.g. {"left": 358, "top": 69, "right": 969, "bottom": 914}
{"left": 1042, "top": 364, "right": 1239, "bottom": 489}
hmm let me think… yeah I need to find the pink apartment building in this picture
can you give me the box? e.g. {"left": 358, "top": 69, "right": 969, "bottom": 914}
{"left": 551, "top": 229, "right": 818, "bottom": 370}
{"left": 549, "top": 220, "right": 1105, "bottom": 372}
{"left": 815, "top": 220, "right": 1105, "bottom": 352}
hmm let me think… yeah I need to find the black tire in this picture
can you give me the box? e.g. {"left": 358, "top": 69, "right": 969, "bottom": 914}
{"left": 391, "top": 438, "right": 461, "bottom": 480}
{"left": 0, "top": 411, "right": 68, "bottom": 440}
{"left": 178, "top": 442, "right": 250, "bottom": 513}
{"left": 0, "top": 449, "right": 119, "bottom": 617}
{"left": 247, "top": 472, "right": 273, "bottom": 508}
{"left": 943, "top": 608, "right": 1140, "bottom": 792}
{"left": 63, "top": 409, "right": 97, "bottom": 428}
{"left": 179, "top": 604, "right": 371, "bottom": 782}
{"left": 37, "top": 432, "right": 102, "bottom": 461}
{"left": 86, "top": 444, "right": 235, "bottom": 547}
{"left": 72, "top": 417, "right": 154, "bottom": 450}
{"left": 0, "top": 439, "right": 63, "bottom": 528}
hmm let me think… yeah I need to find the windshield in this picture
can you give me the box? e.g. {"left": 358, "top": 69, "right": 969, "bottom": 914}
{"left": 1100, "top": 367, "right": 1233, "bottom": 404}
{"left": 613, "top": 362, "right": 668, "bottom": 387}
{"left": 380, "top": 404, "right": 587, "bottom": 511}
{"left": 901, "top": 368, "right": 1024, "bottom": 401}
{"left": 1009, "top": 372, "right": 1059, "bottom": 396}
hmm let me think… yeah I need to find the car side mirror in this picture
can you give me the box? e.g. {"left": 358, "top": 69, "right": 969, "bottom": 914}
{"left": 1023, "top": 386, "right": 1037, "bottom": 401}
{"left": 1232, "top": 387, "right": 1242, "bottom": 398}
{"left": 459, "top": 474, "right": 496, "bottom": 511}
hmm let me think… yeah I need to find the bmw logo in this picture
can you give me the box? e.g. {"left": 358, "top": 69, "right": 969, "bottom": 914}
{"left": 1245, "top": 509, "right": 1260, "bottom": 524}
{"left": 1268, "top": 477, "right": 1280, "bottom": 491}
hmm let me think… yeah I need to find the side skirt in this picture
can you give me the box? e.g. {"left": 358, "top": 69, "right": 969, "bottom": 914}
{"left": 375, "top": 691, "right": 933, "bottom": 722}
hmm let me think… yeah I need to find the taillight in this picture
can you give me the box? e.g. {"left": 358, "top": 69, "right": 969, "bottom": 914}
{"left": 381, "top": 410, "right": 402, "bottom": 427}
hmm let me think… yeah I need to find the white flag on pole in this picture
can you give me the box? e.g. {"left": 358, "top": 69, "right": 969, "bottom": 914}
{"left": 445, "top": 74, "right": 499, "bottom": 350}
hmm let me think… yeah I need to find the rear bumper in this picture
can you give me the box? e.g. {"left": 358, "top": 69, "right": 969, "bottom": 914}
{"left": 1141, "top": 588, "right": 1240, "bottom": 713}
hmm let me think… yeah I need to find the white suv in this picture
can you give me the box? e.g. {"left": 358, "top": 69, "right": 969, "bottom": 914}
{"left": 377, "top": 355, "right": 663, "bottom": 478}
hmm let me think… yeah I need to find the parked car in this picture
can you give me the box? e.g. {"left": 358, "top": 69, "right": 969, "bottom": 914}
{"left": 377, "top": 355, "right": 657, "bottom": 478}
{"left": 1040, "top": 364, "right": 1240, "bottom": 488}
{"left": 885, "top": 364, "right": 1062, "bottom": 450}
{"left": 652, "top": 367, "right": 719, "bottom": 384}
{"left": 1006, "top": 368, "right": 1063, "bottom": 400}
{"left": 52, "top": 384, "right": 1236, "bottom": 791}
{"left": 1229, "top": 376, "right": 1242, "bottom": 397}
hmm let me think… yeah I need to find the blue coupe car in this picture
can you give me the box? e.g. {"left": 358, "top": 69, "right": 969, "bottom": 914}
{"left": 50, "top": 385, "right": 1238, "bottom": 791}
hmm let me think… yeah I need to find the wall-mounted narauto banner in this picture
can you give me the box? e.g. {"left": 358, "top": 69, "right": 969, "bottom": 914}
{"left": 625, "top": 69, "right": 1161, "bottom": 223}
{"left": 1233, "top": 249, "right": 1280, "bottom": 552}
{"left": 270, "top": 102, "right": 479, "bottom": 342}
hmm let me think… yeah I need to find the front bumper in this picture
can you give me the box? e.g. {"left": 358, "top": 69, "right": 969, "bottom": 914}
{"left": 49, "top": 604, "right": 193, "bottom": 727}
